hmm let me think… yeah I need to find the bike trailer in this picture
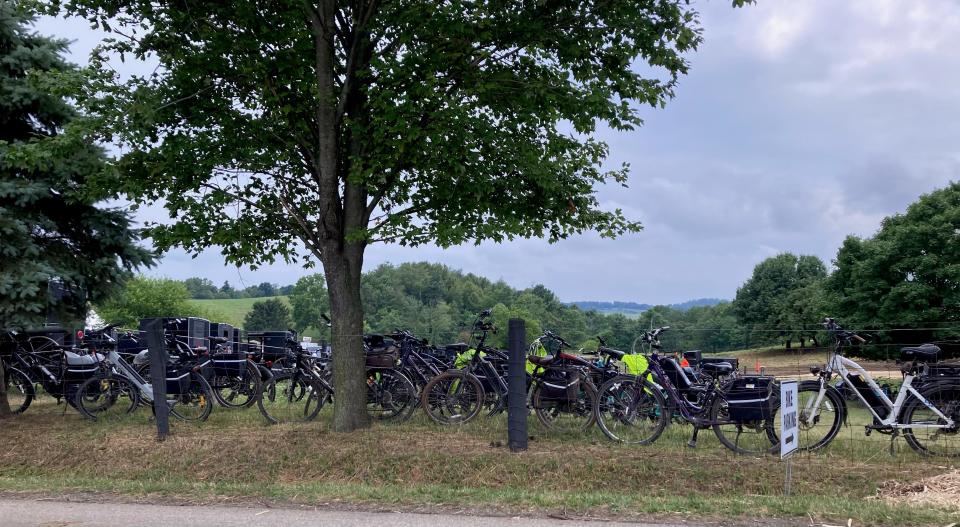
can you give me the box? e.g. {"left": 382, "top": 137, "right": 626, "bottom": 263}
{"left": 725, "top": 376, "right": 776, "bottom": 422}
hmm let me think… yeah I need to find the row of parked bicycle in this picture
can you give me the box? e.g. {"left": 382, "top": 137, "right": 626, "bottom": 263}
{"left": 3, "top": 312, "right": 959, "bottom": 456}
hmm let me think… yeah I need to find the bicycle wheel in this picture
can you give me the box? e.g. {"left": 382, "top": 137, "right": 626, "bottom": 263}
{"left": 594, "top": 375, "right": 668, "bottom": 444}
{"left": 483, "top": 384, "right": 508, "bottom": 416}
{"left": 211, "top": 362, "right": 262, "bottom": 408}
{"left": 793, "top": 380, "right": 844, "bottom": 452}
{"left": 532, "top": 378, "right": 597, "bottom": 433}
{"left": 901, "top": 383, "right": 960, "bottom": 456}
{"left": 711, "top": 393, "right": 779, "bottom": 456}
{"left": 168, "top": 372, "right": 215, "bottom": 422}
{"left": 75, "top": 374, "right": 140, "bottom": 421}
{"left": 3, "top": 367, "right": 34, "bottom": 415}
{"left": 366, "top": 369, "right": 417, "bottom": 422}
{"left": 420, "top": 370, "right": 484, "bottom": 425}
{"left": 258, "top": 375, "right": 327, "bottom": 424}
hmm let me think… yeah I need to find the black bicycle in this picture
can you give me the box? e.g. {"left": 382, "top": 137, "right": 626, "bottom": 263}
{"left": 420, "top": 310, "right": 505, "bottom": 425}
{"left": 1, "top": 330, "right": 100, "bottom": 415}
{"left": 526, "top": 331, "right": 599, "bottom": 432}
{"left": 594, "top": 326, "right": 780, "bottom": 455}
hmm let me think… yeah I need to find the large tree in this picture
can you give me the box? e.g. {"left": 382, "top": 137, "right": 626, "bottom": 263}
{"left": 0, "top": 2, "right": 152, "bottom": 417}
{"left": 829, "top": 183, "right": 960, "bottom": 340}
{"left": 289, "top": 273, "right": 330, "bottom": 334}
{"left": 95, "top": 276, "right": 210, "bottom": 327}
{"left": 52, "top": 0, "right": 736, "bottom": 430}
{"left": 732, "top": 253, "right": 827, "bottom": 346}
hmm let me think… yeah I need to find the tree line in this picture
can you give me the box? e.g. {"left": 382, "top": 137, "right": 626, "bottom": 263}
{"left": 96, "top": 173, "right": 960, "bottom": 363}
{"left": 183, "top": 278, "right": 294, "bottom": 300}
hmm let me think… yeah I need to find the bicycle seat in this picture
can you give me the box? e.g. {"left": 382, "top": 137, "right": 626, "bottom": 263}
{"left": 900, "top": 344, "right": 940, "bottom": 363}
{"left": 599, "top": 347, "right": 626, "bottom": 360}
{"left": 527, "top": 354, "right": 556, "bottom": 367}
{"left": 701, "top": 361, "right": 734, "bottom": 375}
{"left": 209, "top": 336, "right": 228, "bottom": 344}
{"left": 64, "top": 351, "right": 102, "bottom": 366}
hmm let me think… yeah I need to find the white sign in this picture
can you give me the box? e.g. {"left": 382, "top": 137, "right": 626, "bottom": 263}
{"left": 301, "top": 336, "right": 312, "bottom": 343}
{"left": 780, "top": 380, "right": 798, "bottom": 459}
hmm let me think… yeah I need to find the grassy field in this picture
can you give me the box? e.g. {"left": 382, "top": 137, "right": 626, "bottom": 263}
{"left": 188, "top": 296, "right": 292, "bottom": 328}
{"left": 1, "top": 394, "right": 957, "bottom": 526}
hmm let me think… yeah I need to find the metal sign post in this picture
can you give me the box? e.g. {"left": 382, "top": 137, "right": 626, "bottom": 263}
{"left": 780, "top": 380, "right": 798, "bottom": 495}
{"left": 507, "top": 318, "right": 527, "bottom": 452}
{"left": 144, "top": 318, "right": 169, "bottom": 441}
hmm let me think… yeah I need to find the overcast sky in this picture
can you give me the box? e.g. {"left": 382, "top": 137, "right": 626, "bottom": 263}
{"left": 35, "top": 0, "right": 960, "bottom": 304}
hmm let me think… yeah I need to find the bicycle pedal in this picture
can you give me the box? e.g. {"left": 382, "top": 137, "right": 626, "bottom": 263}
{"left": 686, "top": 439, "right": 698, "bottom": 448}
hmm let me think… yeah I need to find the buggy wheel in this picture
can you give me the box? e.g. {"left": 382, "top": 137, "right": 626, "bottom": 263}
{"left": 420, "top": 371, "right": 484, "bottom": 425}
{"left": 3, "top": 367, "right": 34, "bottom": 415}
{"left": 168, "top": 372, "right": 215, "bottom": 422}
{"left": 75, "top": 375, "right": 140, "bottom": 421}
{"left": 594, "top": 375, "right": 668, "bottom": 445}
{"left": 532, "top": 378, "right": 597, "bottom": 433}
{"left": 211, "top": 362, "right": 262, "bottom": 408}
{"left": 366, "top": 369, "right": 417, "bottom": 422}
{"left": 711, "top": 394, "right": 779, "bottom": 456}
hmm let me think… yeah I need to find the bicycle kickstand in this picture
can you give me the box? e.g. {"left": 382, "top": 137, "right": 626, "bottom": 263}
{"left": 687, "top": 426, "right": 701, "bottom": 449}
{"left": 888, "top": 429, "right": 900, "bottom": 457}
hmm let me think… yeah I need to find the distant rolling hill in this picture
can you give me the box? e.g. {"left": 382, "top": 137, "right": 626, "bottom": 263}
{"left": 568, "top": 298, "right": 725, "bottom": 317}
{"left": 188, "top": 295, "right": 291, "bottom": 328}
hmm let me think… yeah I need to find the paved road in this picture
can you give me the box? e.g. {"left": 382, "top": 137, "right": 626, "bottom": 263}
{"left": 0, "top": 498, "right": 691, "bottom": 527}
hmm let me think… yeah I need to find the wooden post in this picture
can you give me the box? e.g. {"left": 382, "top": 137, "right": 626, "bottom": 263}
{"left": 507, "top": 318, "right": 527, "bottom": 452}
{"left": 144, "top": 319, "right": 169, "bottom": 441}
{"left": 0, "top": 358, "right": 12, "bottom": 419}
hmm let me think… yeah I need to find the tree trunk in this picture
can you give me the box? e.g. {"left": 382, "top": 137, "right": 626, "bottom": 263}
{"left": 0, "top": 359, "right": 12, "bottom": 420}
{"left": 323, "top": 247, "right": 370, "bottom": 432}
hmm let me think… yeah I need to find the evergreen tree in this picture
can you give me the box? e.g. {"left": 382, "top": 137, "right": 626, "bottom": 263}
{"left": 0, "top": 3, "right": 152, "bottom": 417}
{"left": 244, "top": 298, "right": 293, "bottom": 331}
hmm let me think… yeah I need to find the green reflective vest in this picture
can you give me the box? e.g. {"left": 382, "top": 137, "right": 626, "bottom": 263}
{"left": 526, "top": 341, "right": 548, "bottom": 374}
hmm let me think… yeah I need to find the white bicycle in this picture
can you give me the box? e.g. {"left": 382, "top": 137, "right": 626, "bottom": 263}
{"left": 793, "top": 318, "right": 960, "bottom": 456}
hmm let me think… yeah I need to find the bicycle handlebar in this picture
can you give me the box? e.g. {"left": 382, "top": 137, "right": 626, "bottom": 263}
{"left": 822, "top": 317, "right": 867, "bottom": 344}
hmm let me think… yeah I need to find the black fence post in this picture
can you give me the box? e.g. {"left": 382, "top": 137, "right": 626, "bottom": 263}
{"left": 507, "top": 318, "right": 527, "bottom": 452}
{"left": 144, "top": 318, "right": 169, "bottom": 441}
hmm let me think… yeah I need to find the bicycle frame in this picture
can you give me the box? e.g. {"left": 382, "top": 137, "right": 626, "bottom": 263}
{"left": 99, "top": 348, "right": 160, "bottom": 403}
{"left": 645, "top": 351, "right": 715, "bottom": 422}
{"left": 804, "top": 343, "right": 956, "bottom": 430}
{"left": 398, "top": 342, "right": 445, "bottom": 386}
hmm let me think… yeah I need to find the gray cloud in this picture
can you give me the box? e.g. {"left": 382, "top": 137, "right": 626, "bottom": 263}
{"left": 32, "top": 0, "right": 960, "bottom": 304}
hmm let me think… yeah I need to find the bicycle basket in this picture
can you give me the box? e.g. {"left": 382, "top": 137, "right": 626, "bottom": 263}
{"left": 63, "top": 352, "right": 103, "bottom": 383}
{"left": 925, "top": 362, "right": 960, "bottom": 380}
{"left": 365, "top": 346, "right": 399, "bottom": 368}
{"left": 165, "top": 367, "right": 192, "bottom": 395}
{"left": 724, "top": 376, "right": 775, "bottom": 422}
{"left": 539, "top": 368, "right": 581, "bottom": 402}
